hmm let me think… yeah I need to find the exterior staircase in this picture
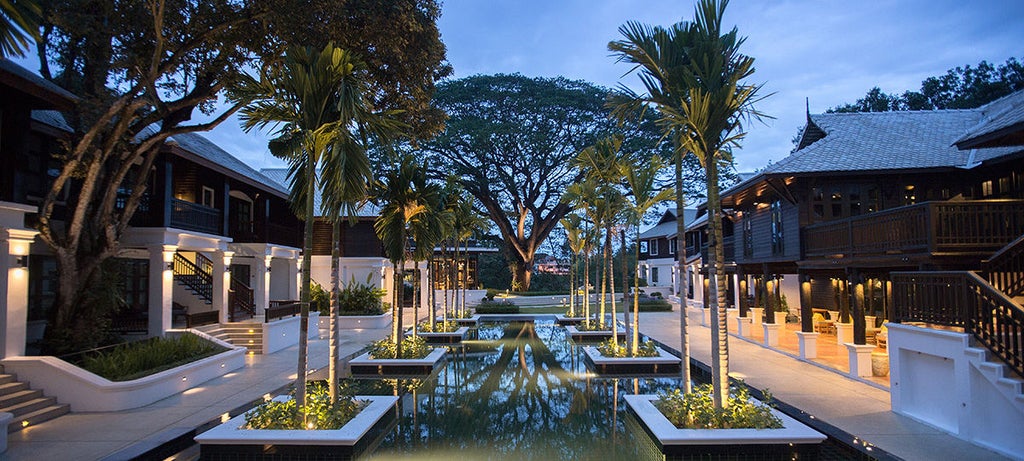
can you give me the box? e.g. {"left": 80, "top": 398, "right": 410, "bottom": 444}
{"left": 0, "top": 364, "right": 69, "bottom": 432}
{"left": 195, "top": 323, "right": 264, "bottom": 354}
{"left": 964, "top": 345, "right": 1024, "bottom": 412}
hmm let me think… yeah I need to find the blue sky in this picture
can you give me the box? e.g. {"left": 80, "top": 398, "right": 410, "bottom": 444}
{"left": 14, "top": 0, "right": 1024, "bottom": 175}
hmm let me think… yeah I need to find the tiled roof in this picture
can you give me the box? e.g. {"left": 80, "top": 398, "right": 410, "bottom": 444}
{"left": 0, "top": 59, "right": 77, "bottom": 108}
{"left": 639, "top": 208, "right": 697, "bottom": 239}
{"left": 955, "top": 90, "right": 1024, "bottom": 149}
{"left": 31, "top": 110, "right": 73, "bottom": 132}
{"left": 166, "top": 132, "right": 289, "bottom": 197}
{"left": 260, "top": 168, "right": 381, "bottom": 218}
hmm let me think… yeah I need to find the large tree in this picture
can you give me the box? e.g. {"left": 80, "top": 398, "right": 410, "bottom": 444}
{"left": 32, "top": 0, "right": 447, "bottom": 353}
{"left": 422, "top": 74, "right": 671, "bottom": 291}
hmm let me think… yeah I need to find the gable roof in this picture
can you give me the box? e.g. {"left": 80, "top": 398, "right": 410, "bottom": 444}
{"left": 259, "top": 167, "right": 381, "bottom": 218}
{"left": 639, "top": 208, "right": 697, "bottom": 239}
{"left": 164, "top": 132, "right": 290, "bottom": 198}
{"left": 954, "top": 89, "right": 1024, "bottom": 149}
{"left": 0, "top": 59, "right": 76, "bottom": 110}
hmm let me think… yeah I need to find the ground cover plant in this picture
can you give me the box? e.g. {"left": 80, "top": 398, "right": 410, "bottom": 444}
{"left": 336, "top": 281, "right": 387, "bottom": 316}
{"left": 576, "top": 319, "right": 612, "bottom": 331}
{"left": 596, "top": 337, "right": 659, "bottom": 357}
{"left": 78, "top": 333, "right": 227, "bottom": 381}
{"left": 655, "top": 384, "right": 783, "bottom": 429}
{"left": 475, "top": 299, "right": 519, "bottom": 314}
{"left": 418, "top": 320, "right": 459, "bottom": 333}
{"left": 368, "top": 335, "right": 430, "bottom": 359}
{"left": 244, "top": 383, "right": 365, "bottom": 430}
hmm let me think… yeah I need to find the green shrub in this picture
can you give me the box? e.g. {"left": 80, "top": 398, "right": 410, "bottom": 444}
{"left": 576, "top": 319, "right": 612, "bottom": 331}
{"left": 244, "top": 383, "right": 364, "bottom": 430}
{"left": 368, "top": 335, "right": 430, "bottom": 359}
{"left": 310, "top": 282, "right": 330, "bottom": 315}
{"left": 596, "top": 338, "right": 660, "bottom": 358}
{"left": 655, "top": 384, "right": 783, "bottom": 429}
{"left": 485, "top": 288, "right": 499, "bottom": 301}
{"left": 337, "top": 280, "right": 386, "bottom": 316}
{"left": 637, "top": 300, "right": 672, "bottom": 312}
{"left": 475, "top": 299, "right": 519, "bottom": 314}
{"left": 79, "top": 333, "right": 227, "bottom": 381}
{"left": 418, "top": 320, "right": 459, "bottom": 333}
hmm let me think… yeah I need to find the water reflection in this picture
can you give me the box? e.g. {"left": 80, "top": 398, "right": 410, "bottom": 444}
{"left": 347, "top": 321, "right": 680, "bottom": 460}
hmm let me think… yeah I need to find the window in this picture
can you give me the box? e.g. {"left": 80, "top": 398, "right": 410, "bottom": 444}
{"left": 742, "top": 213, "right": 753, "bottom": 258}
{"left": 770, "top": 200, "right": 784, "bottom": 255}
{"left": 651, "top": 267, "right": 659, "bottom": 284}
{"left": 650, "top": 240, "right": 659, "bottom": 256}
{"left": 639, "top": 241, "right": 649, "bottom": 254}
{"left": 202, "top": 186, "right": 216, "bottom": 208}
{"left": 669, "top": 239, "right": 676, "bottom": 255}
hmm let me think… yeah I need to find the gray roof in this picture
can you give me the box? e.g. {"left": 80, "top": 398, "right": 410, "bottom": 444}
{"left": 165, "top": 132, "right": 290, "bottom": 197}
{"left": 0, "top": 59, "right": 77, "bottom": 106}
{"left": 260, "top": 168, "right": 381, "bottom": 218}
{"left": 31, "top": 110, "right": 73, "bottom": 132}
{"left": 955, "top": 90, "right": 1024, "bottom": 149}
{"left": 639, "top": 208, "right": 697, "bottom": 239}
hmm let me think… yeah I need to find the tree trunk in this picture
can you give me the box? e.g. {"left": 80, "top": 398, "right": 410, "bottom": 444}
{"left": 568, "top": 251, "right": 576, "bottom": 316}
{"left": 707, "top": 161, "right": 729, "bottom": 410}
{"left": 412, "top": 261, "right": 419, "bottom": 337}
{"left": 607, "top": 224, "right": 618, "bottom": 346}
{"left": 675, "top": 152, "right": 692, "bottom": 393}
{"left": 329, "top": 219, "right": 341, "bottom": 403}
{"left": 462, "top": 239, "right": 469, "bottom": 316}
{"left": 296, "top": 158, "right": 315, "bottom": 415}
{"left": 620, "top": 229, "right": 631, "bottom": 352}
{"left": 511, "top": 260, "right": 533, "bottom": 292}
{"left": 632, "top": 225, "right": 640, "bottom": 356}
{"left": 395, "top": 255, "right": 405, "bottom": 357}
{"left": 583, "top": 245, "right": 591, "bottom": 320}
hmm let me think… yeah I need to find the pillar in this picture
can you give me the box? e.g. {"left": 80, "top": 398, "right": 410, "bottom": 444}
{"left": 737, "top": 270, "right": 748, "bottom": 317}
{"left": 2, "top": 230, "right": 37, "bottom": 358}
{"left": 213, "top": 250, "right": 232, "bottom": 323}
{"left": 849, "top": 269, "right": 866, "bottom": 345}
{"left": 148, "top": 245, "right": 176, "bottom": 336}
{"left": 799, "top": 273, "right": 813, "bottom": 333}
{"left": 254, "top": 255, "right": 271, "bottom": 315}
{"left": 763, "top": 323, "right": 780, "bottom": 347}
{"left": 795, "top": 331, "right": 819, "bottom": 359}
{"left": 846, "top": 343, "right": 876, "bottom": 378}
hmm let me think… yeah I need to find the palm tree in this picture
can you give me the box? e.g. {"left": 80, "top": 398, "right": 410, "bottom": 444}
{"left": 564, "top": 177, "right": 616, "bottom": 332}
{"left": 1, "top": 0, "right": 40, "bottom": 57}
{"left": 662, "top": 0, "right": 768, "bottom": 408}
{"left": 450, "top": 194, "right": 486, "bottom": 317}
{"left": 560, "top": 213, "right": 586, "bottom": 317}
{"left": 375, "top": 154, "right": 444, "bottom": 357}
{"left": 237, "top": 44, "right": 390, "bottom": 411}
{"left": 608, "top": 7, "right": 699, "bottom": 394}
{"left": 623, "top": 155, "right": 674, "bottom": 355}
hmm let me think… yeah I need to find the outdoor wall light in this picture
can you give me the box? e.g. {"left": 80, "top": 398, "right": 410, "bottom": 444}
{"left": 166, "top": 261, "right": 174, "bottom": 271}
{"left": 266, "top": 266, "right": 272, "bottom": 273}
{"left": 15, "top": 255, "right": 28, "bottom": 268}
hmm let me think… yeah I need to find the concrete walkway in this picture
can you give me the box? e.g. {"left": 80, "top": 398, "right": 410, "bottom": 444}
{"left": 2, "top": 307, "right": 1010, "bottom": 461}
{"left": 637, "top": 306, "right": 1011, "bottom": 461}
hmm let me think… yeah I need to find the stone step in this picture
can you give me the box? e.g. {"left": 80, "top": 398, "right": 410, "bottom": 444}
{"left": 3, "top": 396, "right": 59, "bottom": 417}
{"left": 8, "top": 404, "right": 70, "bottom": 433}
{"left": 0, "top": 381, "right": 29, "bottom": 396}
{"left": 0, "top": 389, "right": 43, "bottom": 408}
{"left": 996, "top": 377, "right": 1023, "bottom": 395}
{"left": 963, "top": 346, "right": 988, "bottom": 361}
{"left": 0, "top": 373, "right": 17, "bottom": 386}
{"left": 977, "top": 361, "right": 1005, "bottom": 380}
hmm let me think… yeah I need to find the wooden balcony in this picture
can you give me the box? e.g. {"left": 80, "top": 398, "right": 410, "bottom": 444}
{"left": 803, "top": 199, "right": 1024, "bottom": 260}
{"left": 170, "top": 198, "right": 222, "bottom": 235}
{"left": 229, "top": 220, "right": 301, "bottom": 247}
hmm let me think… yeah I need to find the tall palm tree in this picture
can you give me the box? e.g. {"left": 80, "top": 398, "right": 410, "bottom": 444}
{"left": 663, "top": 0, "right": 768, "bottom": 409}
{"left": 623, "top": 155, "right": 674, "bottom": 355}
{"left": 564, "top": 177, "right": 616, "bottom": 332}
{"left": 560, "top": 213, "right": 586, "bottom": 317}
{"left": 608, "top": 8, "right": 699, "bottom": 394}
{"left": 1, "top": 0, "right": 39, "bottom": 57}
{"left": 375, "top": 154, "right": 443, "bottom": 357}
{"left": 451, "top": 194, "right": 486, "bottom": 317}
{"left": 237, "top": 44, "right": 391, "bottom": 411}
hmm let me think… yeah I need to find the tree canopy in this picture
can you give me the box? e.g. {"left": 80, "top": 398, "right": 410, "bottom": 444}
{"left": 419, "top": 73, "right": 698, "bottom": 290}
{"left": 828, "top": 56, "right": 1024, "bottom": 113}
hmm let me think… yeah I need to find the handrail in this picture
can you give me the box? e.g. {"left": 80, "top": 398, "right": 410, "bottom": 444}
{"left": 982, "top": 233, "right": 1024, "bottom": 298}
{"left": 169, "top": 198, "right": 222, "bottom": 235}
{"left": 173, "top": 253, "right": 214, "bottom": 303}
{"left": 893, "top": 271, "right": 1023, "bottom": 377}
{"left": 266, "top": 302, "right": 300, "bottom": 322}
{"left": 229, "top": 277, "right": 255, "bottom": 321}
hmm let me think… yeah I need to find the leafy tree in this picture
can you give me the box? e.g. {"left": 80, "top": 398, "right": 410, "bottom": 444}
{"left": 32, "top": 0, "right": 447, "bottom": 353}
{"left": 1, "top": 0, "right": 40, "bottom": 57}
{"left": 829, "top": 57, "right": 1024, "bottom": 113}
{"left": 421, "top": 74, "right": 671, "bottom": 291}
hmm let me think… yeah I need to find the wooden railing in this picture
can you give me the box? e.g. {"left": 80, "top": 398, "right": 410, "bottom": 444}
{"left": 804, "top": 200, "right": 1024, "bottom": 258}
{"left": 170, "top": 198, "right": 222, "bottom": 235}
{"left": 173, "top": 253, "right": 213, "bottom": 303}
{"left": 266, "top": 300, "right": 301, "bottom": 322}
{"left": 229, "top": 278, "right": 255, "bottom": 321}
{"left": 186, "top": 310, "right": 220, "bottom": 328}
{"left": 893, "top": 271, "right": 1023, "bottom": 377}
{"left": 982, "top": 234, "right": 1024, "bottom": 299}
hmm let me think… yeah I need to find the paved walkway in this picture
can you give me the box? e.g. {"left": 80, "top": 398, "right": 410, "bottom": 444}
{"left": 3, "top": 307, "right": 1010, "bottom": 461}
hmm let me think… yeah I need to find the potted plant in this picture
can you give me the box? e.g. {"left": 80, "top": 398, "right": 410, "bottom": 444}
{"left": 582, "top": 338, "right": 681, "bottom": 375}
{"left": 349, "top": 335, "right": 447, "bottom": 376}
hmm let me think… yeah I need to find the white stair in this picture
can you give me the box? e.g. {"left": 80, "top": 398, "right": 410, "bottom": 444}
{"left": 196, "top": 323, "right": 264, "bottom": 354}
{"left": 964, "top": 345, "right": 1024, "bottom": 414}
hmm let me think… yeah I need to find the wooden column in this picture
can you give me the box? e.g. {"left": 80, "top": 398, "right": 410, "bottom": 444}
{"left": 737, "top": 268, "right": 747, "bottom": 317}
{"left": 849, "top": 269, "right": 866, "bottom": 344}
{"left": 763, "top": 264, "right": 775, "bottom": 324}
{"left": 800, "top": 272, "right": 813, "bottom": 333}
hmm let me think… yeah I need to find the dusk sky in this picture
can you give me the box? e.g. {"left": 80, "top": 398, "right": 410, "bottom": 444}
{"left": 14, "top": 0, "right": 1024, "bottom": 179}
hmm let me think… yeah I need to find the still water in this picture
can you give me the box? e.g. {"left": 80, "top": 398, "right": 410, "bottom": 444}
{"left": 348, "top": 320, "right": 684, "bottom": 460}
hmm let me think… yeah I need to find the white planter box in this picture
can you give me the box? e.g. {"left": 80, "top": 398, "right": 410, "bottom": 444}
{"left": 565, "top": 324, "right": 627, "bottom": 342}
{"left": 195, "top": 395, "right": 398, "bottom": 458}
{"left": 582, "top": 345, "right": 681, "bottom": 375}
{"left": 349, "top": 347, "right": 447, "bottom": 377}
{"left": 264, "top": 313, "right": 318, "bottom": 355}
{"left": 554, "top": 314, "right": 586, "bottom": 325}
{"left": 412, "top": 327, "right": 470, "bottom": 344}
{"left": 327, "top": 312, "right": 393, "bottom": 330}
{"left": 625, "top": 394, "right": 825, "bottom": 456}
{"left": 1, "top": 330, "right": 245, "bottom": 412}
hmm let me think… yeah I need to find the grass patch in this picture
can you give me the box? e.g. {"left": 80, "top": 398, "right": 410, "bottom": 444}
{"left": 77, "top": 333, "right": 227, "bottom": 381}
{"left": 244, "top": 382, "right": 365, "bottom": 430}
{"left": 368, "top": 335, "right": 430, "bottom": 359}
{"left": 655, "top": 384, "right": 783, "bottom": 429}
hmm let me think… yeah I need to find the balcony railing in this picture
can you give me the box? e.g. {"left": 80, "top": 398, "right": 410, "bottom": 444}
{"left": 804, "top": 199, "right": 1024, "bottom": 258}
{"left": 170, "top": 198, "right": 222, "bottom": 235}
{"left": 229, "top": 220, "right": 301, "bottom": 247}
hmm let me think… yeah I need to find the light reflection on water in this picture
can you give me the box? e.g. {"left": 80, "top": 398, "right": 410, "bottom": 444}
{"left": 347, "top": 321, "right": 679, "bottom": 461}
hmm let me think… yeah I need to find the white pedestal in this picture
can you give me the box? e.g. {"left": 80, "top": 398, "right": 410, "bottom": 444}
{"left": 736, "top": 317, "right": 752, "bottom": 337}
{"left": 836, "top": 322, "right": 853, "bottom": 344}
{"left": 751, "top": 307, "right": 764, "bottom": 329}
{"left": 865, "top": 315, "right": 877, "bottom": 329}
{"left": 828, "top": 310, "right": 840, "bottom": 323}
{"left": 774, "top": 311, "right": 787, "bottom": 328}
{"left": 795, "top": 331, "right": 819, "bottom": 359}
{"left": 726, "top": 308, "right": 739, "bottom": 331}
{"left": 702, "top": 308, "right": 710, "bottom": 327}
{"left": 763, "top": 323, "right": 780, "bottom": 347}
{"left": 845, "top": 343, "right": 876, "bottom": 378}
